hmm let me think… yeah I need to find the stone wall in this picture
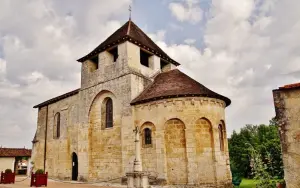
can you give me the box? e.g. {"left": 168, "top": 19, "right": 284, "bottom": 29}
{"left": 132, "top": 97, "right": 232, "bottom": 187}
{"left": 31, "top": 106, "right": 47, "bottom": 172}
{"left": 77, "top": 41, "right": 153, "bottom": 181}
{"left": 273, "top": 88, "right": 300, "bottom": 188}
{"left": 140, "top": 122, "right": 157, "bottom": 176}
{"left": 165, "top": 119, "right": 188, "bottom": 184}
{"left": 88, "top": 90, "right": 122, "bottom": 181}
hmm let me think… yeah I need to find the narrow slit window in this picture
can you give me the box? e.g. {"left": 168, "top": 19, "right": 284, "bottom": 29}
{"left": 144, "top": 128, "right": 152, "bottom": 145}
{"left": 105, "top": 98, "right": 113, "bottom": 128}
{"left": 218, "top": 124, "right": 224, "bottom": 151}
{"left": 54, "top": 112, "right": 61, "bottom": 139}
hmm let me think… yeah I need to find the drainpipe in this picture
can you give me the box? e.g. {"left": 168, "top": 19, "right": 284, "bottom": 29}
{"left": 43, "top": 105, "right": 48, "bottom": 171}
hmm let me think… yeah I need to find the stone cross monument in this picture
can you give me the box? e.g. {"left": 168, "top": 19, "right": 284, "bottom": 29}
{"left": 126, "top": 126, "right": 149, "bottom": 188}
{"left": 133, "top": 126, "right": 142, "bottom": 172}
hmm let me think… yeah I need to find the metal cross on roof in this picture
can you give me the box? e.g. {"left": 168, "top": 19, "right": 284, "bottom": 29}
{"left": 129, "top": 5, "right": 132, "bottom": 20}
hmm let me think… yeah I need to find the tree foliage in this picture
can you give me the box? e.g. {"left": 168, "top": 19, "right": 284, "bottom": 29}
{"left": 228, "top": 118, "right": 284, "bottom": 179}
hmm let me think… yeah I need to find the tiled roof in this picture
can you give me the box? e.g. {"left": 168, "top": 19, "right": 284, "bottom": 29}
{"left": 279, "top": 82, "right": 300, "bottom": 90}
{"left": 131, "top": 69, "right": 231, "bottom": 106}
{"left": 33, "top": 89, "right": 79, "bottom": 108}
{"left": 0, "top": 148, "right": 31, "bottom": 157}
{"left": 77, "top": 20, "right": 180, "bottom": 66}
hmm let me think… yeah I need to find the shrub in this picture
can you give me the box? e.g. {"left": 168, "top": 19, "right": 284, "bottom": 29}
{"left": 4, "top": 169, "right": 12, "bottom": 173}
{"left": 35, "top": 169, "right": 44, "bottom": 174}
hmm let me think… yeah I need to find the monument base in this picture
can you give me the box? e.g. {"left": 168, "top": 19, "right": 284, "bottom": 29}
{"left": 126, "top": 171, "right": 149, "bottom": 188}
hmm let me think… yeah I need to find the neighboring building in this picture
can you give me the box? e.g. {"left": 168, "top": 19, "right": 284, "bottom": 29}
{"left": 32, "top": 19, "right": 232, "bottom": 187}
{"left": 273, "top": 83, "right": 300, "bottom": 188}
{"left": 0, "top": 147, "right": 31, "bottom": 175}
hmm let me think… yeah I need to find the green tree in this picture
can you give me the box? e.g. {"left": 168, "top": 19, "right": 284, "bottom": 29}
{"left": 228, "top": 118, "right": 284, "bottom": 179}
{"left": 249, "top": 145, "right": 276, "bottom": 188}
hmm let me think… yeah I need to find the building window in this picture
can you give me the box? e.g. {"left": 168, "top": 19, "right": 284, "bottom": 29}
{"left": 218, "top": 124, "right": 224, "bottom": 151}
{"left": 140, "top": 49, "right": 151, "bottom": 67}
{"left": 108, "top": 47, "right": 118, "bottom": 62}
{"left": 105, "top": 98, "right": 113, "bottom": 128}
{"left": 89, "top": 55, "right": 99, "bottom": 72}
{"left": 144, "top": 128, "right": 152, "bottom": 145}
{"left": 54, "top": 112, "right": 61, "bottom": 139}
{"left": 160, "top": 59, "right": 168, "bottom": 70}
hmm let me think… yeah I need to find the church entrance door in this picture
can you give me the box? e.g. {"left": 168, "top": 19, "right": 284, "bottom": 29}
{"left": 72, "top": 152, "right": 78, "bottom": 181}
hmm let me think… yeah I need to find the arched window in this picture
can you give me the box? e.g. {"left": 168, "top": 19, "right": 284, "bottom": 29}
{"left": 144, "top": 128, "right": 152, "bottom": 145}
{"left": 105, "top": 98, "right": 113, "bottom": 128}
{"left": 54, "top": 112, "right": 61, "bottom": 139}
{"left": 218, "top": 124, "right": 224, "bottom": 151}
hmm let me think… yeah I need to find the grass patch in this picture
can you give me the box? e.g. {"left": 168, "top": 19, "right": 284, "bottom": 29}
{"left": 238, "top": 179, "right": 257, "bottom": 188}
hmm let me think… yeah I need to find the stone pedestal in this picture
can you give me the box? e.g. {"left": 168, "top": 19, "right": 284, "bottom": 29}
{"left": 126, "top": 126, "right": 150, "bottom": 188}
{"left": 126, "top": 172, "right": 149, "bottom": 188}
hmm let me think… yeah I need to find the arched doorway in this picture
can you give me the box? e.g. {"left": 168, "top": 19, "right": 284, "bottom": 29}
{"left": 72, "top": 152, "right": 78, "bottom": 181}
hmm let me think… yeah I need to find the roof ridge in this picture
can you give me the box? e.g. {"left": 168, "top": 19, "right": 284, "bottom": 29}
{"left": 127, "top": 20, "right": 131, "bottom": 35}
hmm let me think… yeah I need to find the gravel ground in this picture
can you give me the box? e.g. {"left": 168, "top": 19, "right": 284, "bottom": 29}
{"left": 0, "top": 176, "right": 126, "bottom": 188}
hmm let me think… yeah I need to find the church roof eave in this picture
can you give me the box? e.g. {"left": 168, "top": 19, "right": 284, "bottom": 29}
{"left": 33, "top": 89, "right": 80, "bottom": 109}
{"left": 130, "top": 69, "right": 231, "bottom": 107}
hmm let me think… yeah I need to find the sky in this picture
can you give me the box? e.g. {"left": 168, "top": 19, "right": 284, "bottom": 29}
{"left": 0, "top": 0, "right": 300, "bottom": 148}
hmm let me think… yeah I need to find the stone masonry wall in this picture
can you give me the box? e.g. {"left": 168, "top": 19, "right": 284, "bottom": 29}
{"left": 273, "top": 89, "right": 300, "bottom": 188}
{"left": 165, "top": 119, "right": 188, "bottom": 184}
{"left": 32, "top": 106, "right": 47, "bottom": 172}
{"left": 32, "top": 94, "right": 79, "bottom": 179}
{"left": 77, "top": 41, "right": 153, "bottom": 181}
{"left": 140, "top": 122, "right": 157, "bottom": 176}
{"left": 132, "top": 97, "right": 232, "bottom": 187}
{"left": 88, "top": 90, "right": 122, "bottom": 181}
{"left": 46, "top": 94, "right": 79, "bottom": 179}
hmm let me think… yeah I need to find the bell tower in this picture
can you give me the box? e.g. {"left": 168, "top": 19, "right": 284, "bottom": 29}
{"left": 77, "top": 20, "right": 179, "bottom": 90}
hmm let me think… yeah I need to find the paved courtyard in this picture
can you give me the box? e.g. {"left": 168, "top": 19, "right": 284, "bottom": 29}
{"left": 0, "top": 176, "right": 125, "bottom": 188}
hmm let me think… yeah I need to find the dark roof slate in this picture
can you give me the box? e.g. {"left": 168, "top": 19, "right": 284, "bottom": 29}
{"left": 0, "top": 148, "right": 31, "bottom": 157}
{"left": 131, "top": 69, "right": 231, "bottom": 106}
{"left": 77, "top": 20, "right": 180, "bottom": 66}
{"left": 33, "top": 89, "right": 79, "bottom": 108}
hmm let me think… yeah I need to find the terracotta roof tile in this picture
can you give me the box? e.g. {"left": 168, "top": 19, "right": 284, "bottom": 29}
{"left": 131, "top": 69, "right": 231, "bottom": 106}
{"left": 279, "top": 82, "right": 300, "bottom": 90}
{"left": 77, "top": 20, "right": 180, "bottom": 66}
{"left": 0, "top": 148, "right": 31, "bottom": 157}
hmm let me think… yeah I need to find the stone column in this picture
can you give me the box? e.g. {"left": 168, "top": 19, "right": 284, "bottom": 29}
{"left": 133, "top": 126, "right": 142, "bottom": 172}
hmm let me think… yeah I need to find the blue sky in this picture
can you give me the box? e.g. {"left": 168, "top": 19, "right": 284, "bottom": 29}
{"left": 0, "top": 0, "right": 300, "bottom": 148}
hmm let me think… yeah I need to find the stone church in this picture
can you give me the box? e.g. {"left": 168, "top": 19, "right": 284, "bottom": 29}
{"left": 31, "top": 19, "right": 232, "bottom": 187}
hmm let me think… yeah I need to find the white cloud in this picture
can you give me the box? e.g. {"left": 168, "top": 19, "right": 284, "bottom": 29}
{"left": 184, "top": 38, "right": 196, "bottom": 45}
{"left": 148, "top": 30, "right": 166, "bottom": 42}
{"left": 0, "top": 58, "right": 6, "bottom": 75}
{"left": 1, "top": 0, "right": 300, "bottom": 148}
{"left": 161, "top": 0, "right": 300, "bottom": 135}
{"left": 169, "top": 0, "right": 203, "bottom": 24}
{"left": 0, "top": 0, "right": 131, "bottom": 147}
